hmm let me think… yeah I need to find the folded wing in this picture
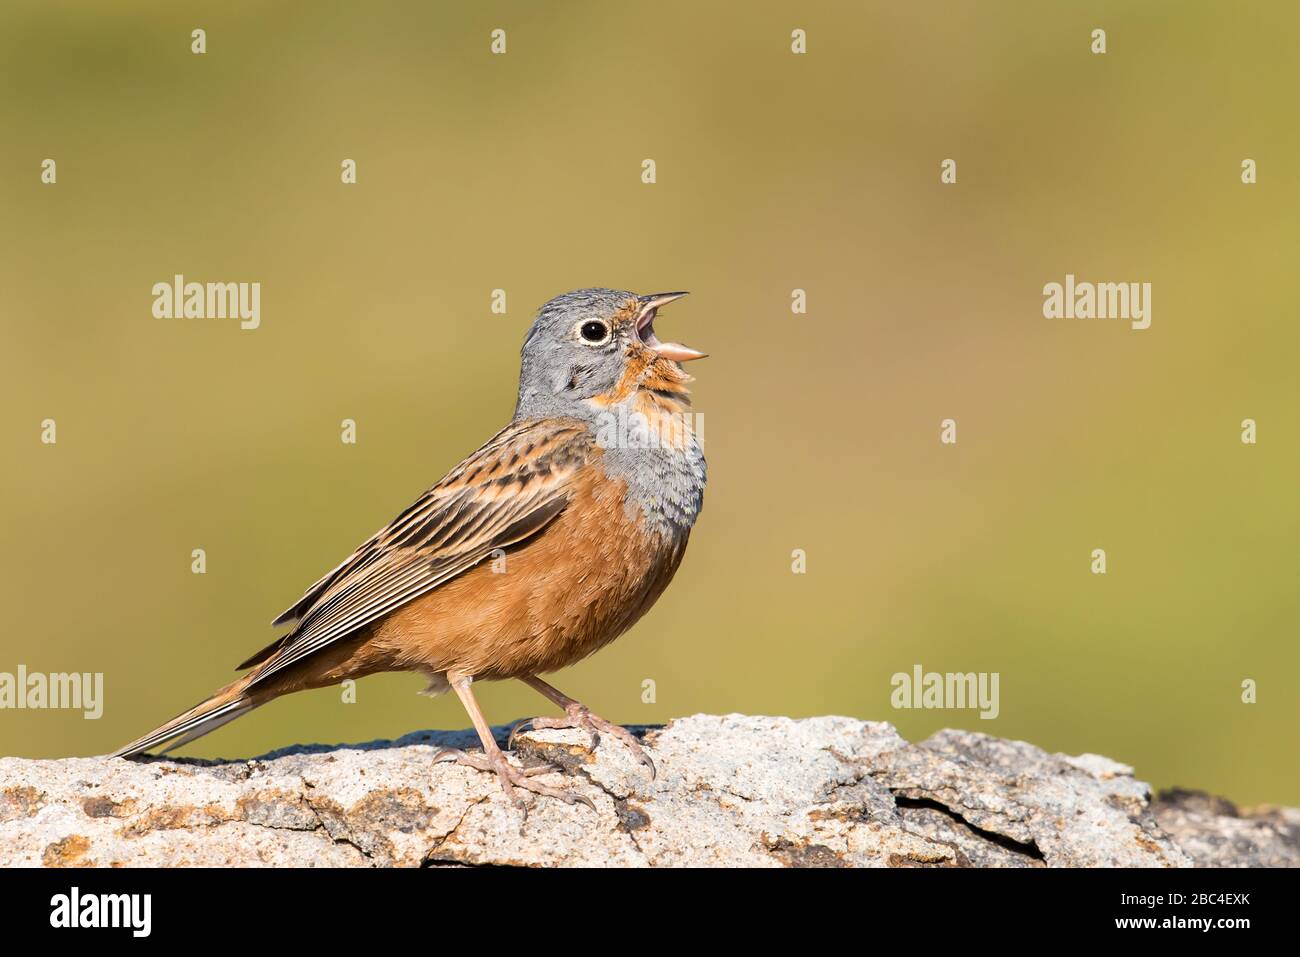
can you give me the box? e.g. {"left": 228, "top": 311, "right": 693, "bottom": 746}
{"left": 242, "top": 418, "right": 594, "bottom": 687}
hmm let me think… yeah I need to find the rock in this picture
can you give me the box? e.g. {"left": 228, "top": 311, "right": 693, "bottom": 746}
{"left": 1151, "top": 788, "right": 1300, "bottom": 868}
{"left": 0, "top": 715, "right": 1293, "bottom": 867}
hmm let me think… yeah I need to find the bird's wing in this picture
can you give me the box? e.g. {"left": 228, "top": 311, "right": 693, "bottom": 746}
{"left": 244, "top": 418, "right": 595, "bottom": 688}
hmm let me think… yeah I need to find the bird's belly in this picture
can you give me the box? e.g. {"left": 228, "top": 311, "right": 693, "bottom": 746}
{"left": 368, "top": 468, "right": 689, "bottom": 681}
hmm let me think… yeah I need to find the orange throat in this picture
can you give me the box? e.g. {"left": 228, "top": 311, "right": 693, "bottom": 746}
{"left": 588, "top": 352, "right": 698, "bottom": 451}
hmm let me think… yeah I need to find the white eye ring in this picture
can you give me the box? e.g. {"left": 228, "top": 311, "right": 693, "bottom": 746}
{"left": 576, "top": 319, "right": 611, "bottom": 345}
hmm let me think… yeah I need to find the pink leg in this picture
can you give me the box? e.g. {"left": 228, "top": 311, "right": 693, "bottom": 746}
{"left": 433, "top": 673, "right": 594, "bottom": 810}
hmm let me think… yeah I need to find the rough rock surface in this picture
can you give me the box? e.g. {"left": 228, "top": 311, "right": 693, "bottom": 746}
{"left": 0, "top": 715, "right": 1294, "bottom": 867}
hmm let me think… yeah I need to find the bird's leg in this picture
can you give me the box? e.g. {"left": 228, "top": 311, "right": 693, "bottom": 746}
{"left": 510, "top": 675, "right": 656, "bottom": 779}
{"left": 433, "top": 673, "right": 594, "bottom": 810}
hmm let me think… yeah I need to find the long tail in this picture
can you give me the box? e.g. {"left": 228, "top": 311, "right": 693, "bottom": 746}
{"left": 111, "top": 676, "right": 263, "bottom": 758}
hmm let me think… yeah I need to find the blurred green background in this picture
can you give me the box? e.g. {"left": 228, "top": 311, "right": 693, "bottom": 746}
{"left": 1, "top": 1, "right": 1296, "bottom": 807}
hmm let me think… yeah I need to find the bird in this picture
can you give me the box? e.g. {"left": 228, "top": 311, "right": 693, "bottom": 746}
{"left": 114, "top": 288, "right": 707, "bottom": 808}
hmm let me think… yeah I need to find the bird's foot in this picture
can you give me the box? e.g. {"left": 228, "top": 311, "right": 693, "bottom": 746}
{"left": 509, "top": 705, "right": 656, "bottom": 779}
{"left": 432, "top": 747, "right": 595, "bottom": 811}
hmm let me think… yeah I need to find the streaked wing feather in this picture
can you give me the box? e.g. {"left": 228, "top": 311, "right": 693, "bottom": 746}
{"left": 247, "top": 419, "right": 592, "bottom": 687}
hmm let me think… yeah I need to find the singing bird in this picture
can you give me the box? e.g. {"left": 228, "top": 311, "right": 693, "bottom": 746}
{"left": 115, "top": 289, "right": 707, "bottom": 807}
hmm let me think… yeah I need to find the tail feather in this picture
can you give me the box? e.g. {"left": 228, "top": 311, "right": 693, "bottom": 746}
{"left": 112, "top": 680, "right": 261, "bottom": 758}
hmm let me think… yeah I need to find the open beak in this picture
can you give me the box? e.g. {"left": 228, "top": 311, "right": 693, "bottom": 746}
{"left": 634, "top": 291, "right": 707, "bottom": 362}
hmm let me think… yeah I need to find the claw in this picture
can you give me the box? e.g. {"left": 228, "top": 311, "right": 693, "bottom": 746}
{"left": 506, "top": 718, "right": 535, "bottom": 750}
{"left": 524, "top": 705, "right": 657, "bottom": 779}
{"left": 563, "top": 791, "right": 598, "bottom": 812}
{"left": 432, "top": 746, "right": 594, "bottom": 810}
{"left": 636, "top": 748, "right": 658, "bottom": 781}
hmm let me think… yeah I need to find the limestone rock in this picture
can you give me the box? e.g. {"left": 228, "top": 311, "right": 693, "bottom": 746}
{"left": 0, "top": 715, "right": 1293, "bottom": 867}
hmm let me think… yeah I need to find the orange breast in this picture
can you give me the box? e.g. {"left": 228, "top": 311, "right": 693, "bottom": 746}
{"left": 364, "top": 458, "right": 689, "bottom": 682}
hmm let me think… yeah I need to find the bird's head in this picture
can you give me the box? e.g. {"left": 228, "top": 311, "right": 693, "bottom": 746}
{"left": 515, "top": 288, "right": 704, "bottom": 419}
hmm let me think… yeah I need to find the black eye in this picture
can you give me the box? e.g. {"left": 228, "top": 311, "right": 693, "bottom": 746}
{"left": 579, "top": 320, "right": 609, "bottom": 343}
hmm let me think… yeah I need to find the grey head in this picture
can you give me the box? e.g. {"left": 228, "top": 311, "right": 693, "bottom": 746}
{"left": 513, "top": 287, "right": 704, "bottom": 423}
